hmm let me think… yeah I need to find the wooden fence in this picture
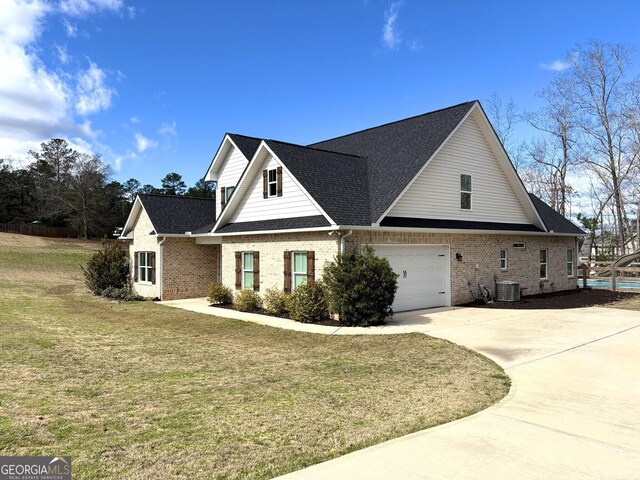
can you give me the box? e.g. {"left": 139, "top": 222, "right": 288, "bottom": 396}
{"left": 0, "top": 223, "right": 79, "bottom": 238}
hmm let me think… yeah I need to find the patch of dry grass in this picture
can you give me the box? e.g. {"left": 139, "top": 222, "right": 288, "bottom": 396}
{"left": 0, "top": 233, "right": 509, "bottom": 479}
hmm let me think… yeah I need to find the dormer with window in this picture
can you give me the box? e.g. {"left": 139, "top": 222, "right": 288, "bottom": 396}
{"left": 263, "top": 167, "right": 283, "bottom": 198}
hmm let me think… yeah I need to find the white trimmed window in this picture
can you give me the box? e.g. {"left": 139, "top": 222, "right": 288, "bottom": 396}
{"left": 540, "top": 249, "right": 548, "bottom": 280}
{"left": 460, "top": 174, "right": 472, "bottom": 210}
{"left": 567, "top": 248, "right": 574, "bottom": 277}
{"left": 138, "top": 251, "right": 154, "bottom": 283}
{"left": 268, "top": 169, "right": 277, "bottom": 197}
{"left": 293, "top": 252, "right": 308, "bottom": 289}
{"left": 242, "top": 252, "right": 254, "bottom": 289}
{"left": 225, "top": 186, "right": 235, "bottom": 202}
{"left": 500, "top": 249, "right": 508, "bottom": 270}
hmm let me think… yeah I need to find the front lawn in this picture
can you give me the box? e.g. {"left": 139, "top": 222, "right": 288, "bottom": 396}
{"left": 0, "top": 234, "right": 509, "bottom": 479}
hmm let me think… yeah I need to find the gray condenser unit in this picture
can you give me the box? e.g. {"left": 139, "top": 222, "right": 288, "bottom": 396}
{"left": 495, "top": 281, "right": 521, "bottom": 302}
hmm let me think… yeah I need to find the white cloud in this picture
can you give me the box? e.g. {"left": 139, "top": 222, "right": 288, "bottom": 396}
{"left": 55, "top": 44, "right": 69, "bottom": 64}
{"left": 59, "top": 0, "right": 124, "bottom": 17}
{"left": 158, "top": 121, "right": 176, "bottom": 136}
{"left": 0, "top": 0, "right": 122, "bottom": 164}
{"left": 408, "top": 38, "right": 422, "bottom": 52}
{"left": 75, "top": 61, "right": 115, "bottom": 115}
{"left": 381, "top": 1, "right": 402, "bottom": 50}
{"left": 134, "top": 133, "right": 157, "bottom": 153}
{"left": 540, "top": 59, "right": 570, "bottom": 72}
{"left": 126, "top": 5, "right": 135, "bottom": 19}
{"left": 130, "top": 115, "right": 140, "bottom": 124}
{"left": 62, "top": 18, "right": 77, "bottom": 37}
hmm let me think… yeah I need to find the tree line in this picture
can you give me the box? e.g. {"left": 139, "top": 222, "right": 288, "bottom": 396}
{"left": 0, "top": 139, "right": 214, "bottom": 239}
{"left": 487, "top": 40, "right": 640, "bottom": 256}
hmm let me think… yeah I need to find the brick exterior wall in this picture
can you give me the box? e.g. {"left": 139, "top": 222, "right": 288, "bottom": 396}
{"left": 129, "top": 208, "right": 160, "bottom": 298}
{"left": 221, "top": 232, "right": 340, "bottom": 293}
{"left": 345, "top": 231, "right": 579, "bottom": 305}
{"left": 162, "top": 239, "right": 220, "bottom": 300}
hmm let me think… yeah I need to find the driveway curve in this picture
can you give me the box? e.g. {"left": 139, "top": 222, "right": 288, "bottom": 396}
{"left": 275, "top": 306, "right": 640, "bottom": 480}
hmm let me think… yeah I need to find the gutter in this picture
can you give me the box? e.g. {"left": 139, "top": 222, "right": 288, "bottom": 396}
{"left": 158, "top": 236, "right": 166, "bottom": 300}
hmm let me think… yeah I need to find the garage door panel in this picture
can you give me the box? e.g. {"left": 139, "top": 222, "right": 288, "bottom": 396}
{"left": 374, "top": 245, "right": 449, "bottom": 312}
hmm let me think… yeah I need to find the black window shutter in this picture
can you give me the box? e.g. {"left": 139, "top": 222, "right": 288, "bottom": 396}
{"left": 276, "top": 166, "right": 283, "bottom": 197}
{"left": 283, "top": 251, "right": 292, "bottom": 292}
{"left": 150, "top": 252, "right": 156, "bottom": 285}
{"left": 307, "top": 251, "right": 315, "bottom": 285}
{"left": 253, "top": 251, "right": 260, "bottom": 292}
{"left": 134, "top": 252, "right": 139, "bottom": 282}
{"left": 262, "top": 170, "right": 268, "bottom": 198}
{"left": 235, "top": 252, "right": 242, "bottom": 290}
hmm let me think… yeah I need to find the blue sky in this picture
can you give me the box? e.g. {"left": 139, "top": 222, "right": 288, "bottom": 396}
{"left": 2, "top": 0, "right": 640, "bottom": 188}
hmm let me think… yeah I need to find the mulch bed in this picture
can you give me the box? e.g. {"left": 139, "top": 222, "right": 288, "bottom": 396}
{"left": 464, "top": 288, "right": 639, "bottom": 310}
{"left": 209, "top": 303, "right": 343, "bottom": 327}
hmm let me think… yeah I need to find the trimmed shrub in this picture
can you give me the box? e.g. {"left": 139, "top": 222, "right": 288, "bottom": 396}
{"left": 102, "top": 286, "right": 143, "bottom": 302}
{"left": 263, "top": 287, "right": 289, "bottom": 316}
{"left": 286, "top": 282, "right": 329, "bottom": 323}
{"left": 82, "top": 239, "right": 130, "bottom": 296}
{"left": 234, "top": 288, "right": 262, "bottom": 312}
{"left": 208, "top": 282, "right": 233, "bottom": 305}
{"left": 323, "top": 245, "right": 398, "bottom": 327}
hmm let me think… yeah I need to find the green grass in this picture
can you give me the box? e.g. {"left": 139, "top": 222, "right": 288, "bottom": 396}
{"left": 0, "top": 233, "right": 510, "bottom": 479}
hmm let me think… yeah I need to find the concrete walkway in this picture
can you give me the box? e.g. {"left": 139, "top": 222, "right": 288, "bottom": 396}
{"left": 160, "top": 298, "right": 640, "bottom": 479}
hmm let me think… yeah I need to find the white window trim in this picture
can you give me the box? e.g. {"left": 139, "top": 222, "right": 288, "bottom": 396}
{"left": 292, "top": 251, "right": 308, "bottom": 289}
{"left": 540, "top": 248, "right": 548, "bottom": 280}
{"left": 242, "top": 251, "right": 254, "bottom": 289}
{"left": 460, "top": 173, "right": 472, "bottom": 211}
{"left": 267, "top": 168, "right": 277, "bottom": 197}
{"left": 567, "top": 248, "right": 575, "bottom": 278}
{"left": 500, "top": 249, "right": 508, "bottom": 270}
{"left": 138, "top": 251, "right": 153, "bottom": 284}
{"left": 225, "top": 186, "right": 235, "bottom": 202}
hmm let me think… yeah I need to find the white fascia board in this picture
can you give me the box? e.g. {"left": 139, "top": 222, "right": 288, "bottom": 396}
{"left": 213, "top": 226, "right": 339, "bottom": 236}
{"left": 374, "top": 103, "right": 477, "bottom": 224}
{"left": 204, "top": 134, "right": 246, "bottom": 182}
{"left": 472, "top": 103, "right": 547, "bottom": 231}
{"left": 120, "top": 197, "right": 155, "bottom": 238}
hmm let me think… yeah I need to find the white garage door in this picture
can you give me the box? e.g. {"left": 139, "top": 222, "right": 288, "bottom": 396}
{"left": 374, "top": 245, "right": 450, "bottom": 312}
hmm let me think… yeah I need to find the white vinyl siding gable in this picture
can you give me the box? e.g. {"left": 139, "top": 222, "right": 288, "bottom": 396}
{"left": 388, "top": 112, "right": 532, "bottom": 224}
{"left": 217, "top": 146, "right": 248, "bottom": 206}
{"left": 230, "top": 154, "right": 322, "bottom": 223}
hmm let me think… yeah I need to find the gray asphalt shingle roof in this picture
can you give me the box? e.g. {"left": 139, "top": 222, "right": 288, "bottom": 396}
{"left": 137, "top": 194, "right": 217, "bottom": 234}
{"left": 228, "top": 133, "right": 262, "bottom": 160}
{"left": 529, "top": 194, "right": 584, "bottom": 235}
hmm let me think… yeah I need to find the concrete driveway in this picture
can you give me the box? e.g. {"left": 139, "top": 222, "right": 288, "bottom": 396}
{"left": 277, "top": 306, "right": 640, "bottom": 479}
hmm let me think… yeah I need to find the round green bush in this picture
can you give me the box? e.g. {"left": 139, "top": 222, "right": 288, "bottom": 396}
{"left": 262, "top": 287, "right": 289, "bottom": 316}
{"left": 82, "top": 239, "right": 130, "bottom": 296}
{"left": 208, "top": 282, "right": 233, "bottom": 305}
{"left": 323, "top": 245, "right": 398, "bottom": 326}
{"left": 286, "top": 282, "right": 329, "bottom": 323}
{"left": 233, "top": 289, "right": 262, "bottom": 312}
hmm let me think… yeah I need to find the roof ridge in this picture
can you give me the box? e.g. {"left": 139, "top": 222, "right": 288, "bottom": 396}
{"left": 309, "top": 100, "right": 477, "bottom": 146}
{"left": 266, "top": 138, "right": 365, "bottom": 159}
{"left": 139, "top": 193, "right": 216, "bottom": 201}
{"left": 227, "top": 132, "right": 264, "bottom": 141}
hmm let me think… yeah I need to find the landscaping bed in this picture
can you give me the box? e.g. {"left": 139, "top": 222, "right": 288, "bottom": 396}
{"left": 466, "top": 288, "right": 640, "bottom": 310}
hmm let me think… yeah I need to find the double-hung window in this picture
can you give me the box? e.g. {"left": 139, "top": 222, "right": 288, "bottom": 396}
{"left": 242, "top": 252, "right": 254, "bottom": 289}
{"left": 460, "top": 174, "right": 472, "bottom": 210}
{"left": 225, "top": 186, "right": 235, "bottom": 202}
{"left": 293, "top": 252, "right": 308, "bottom": 289}
{"left": 540, "top": 249, "right": 548, "bottom": 280}
{"left": 268, "top": 169, "right": 277, "bottom": 197}
{"left": 567, "top": 248, "right": 574, "bottom": 277}
{"left": 138, "top": 251, "right": 154, "bottom": 283}
{"left": 500, "top": 249, "right": 508, "bottom": 270}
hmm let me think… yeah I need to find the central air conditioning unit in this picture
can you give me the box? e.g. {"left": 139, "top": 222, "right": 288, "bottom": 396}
{"left": 495, "top": 281, "right": 521, "bottom": 302}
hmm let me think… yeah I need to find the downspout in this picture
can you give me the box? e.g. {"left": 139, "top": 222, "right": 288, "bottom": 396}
{"left": 340, "top": 230, "right": 353, "bottom": 254}
{"left": 158, "top": 237, "right": 166, "bottom": 300}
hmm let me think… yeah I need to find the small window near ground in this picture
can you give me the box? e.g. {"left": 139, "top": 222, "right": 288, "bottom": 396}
{"left": 268, "top": 169, "right": 277, "bottom": 197}
{"left": 540, "top": 249, "right": 548, "bottom": 280}
{"left": 460, "top": 174, "right": 472, "bottom": 210}
{"left": 567, "top": 248, "right": 574, "bottom": 277}
{"left": 225, "top": 186, "right": 235, "bottom": 202}
{"left": 500, "top": 249, "right": 508, "bottom": 270}
{"left": 293, "top": 252, "right": 308, "bottom": 289}
{"left": 138, "top": 251, "right": 153, "bottom": 283}
{"left": 242, "top": 252, "right": 254, "bottom": 289}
